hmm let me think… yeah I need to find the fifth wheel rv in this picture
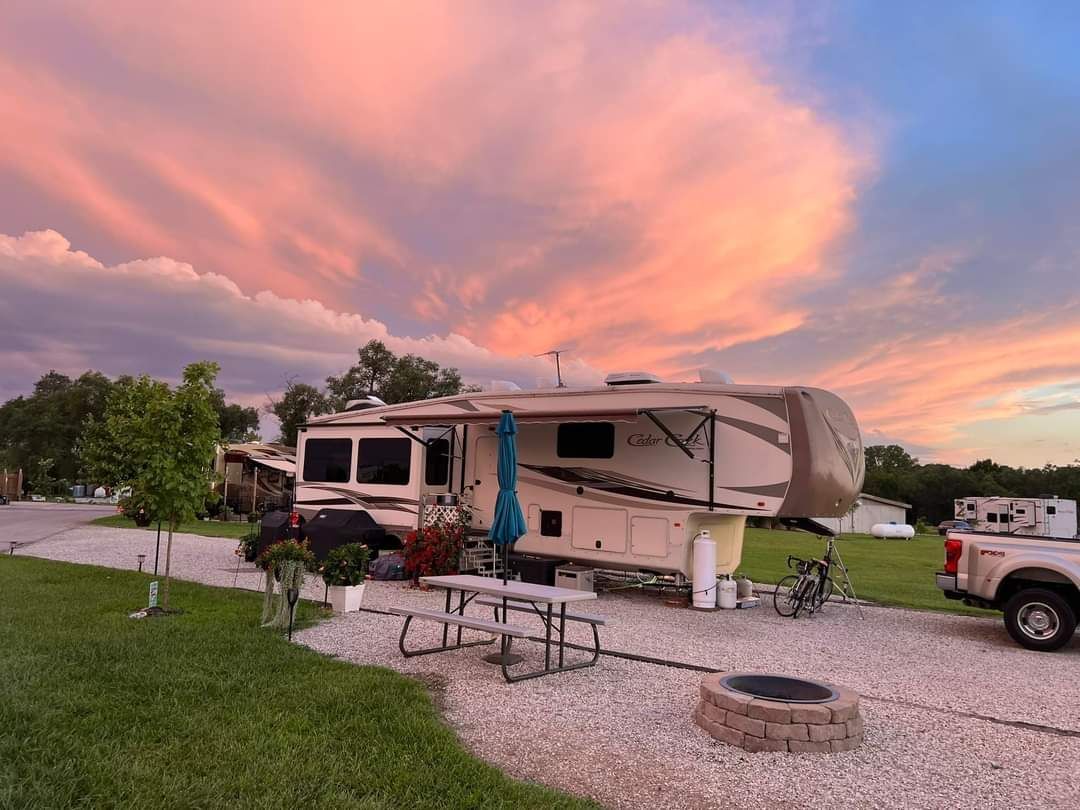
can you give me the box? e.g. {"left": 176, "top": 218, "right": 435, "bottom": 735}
{"left": 954, "top": 496, "right": 1078, "bottom": 539}
{"left": 294, "top": 374, "right": 865, "bottom": 579}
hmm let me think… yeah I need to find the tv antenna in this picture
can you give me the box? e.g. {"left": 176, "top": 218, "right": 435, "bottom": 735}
{"left": 536, "top": 349, "right": 567, "bottom": 388}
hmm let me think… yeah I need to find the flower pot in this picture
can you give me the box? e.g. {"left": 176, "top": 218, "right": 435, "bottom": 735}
{"left": 329, "top": 583, "right": 366, "bottom": 613}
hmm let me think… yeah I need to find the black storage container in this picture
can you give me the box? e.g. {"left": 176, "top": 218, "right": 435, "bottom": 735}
{"left": 508, "top": 553, "right": 564, "bottom": 586}
{"left": 302, "top": 509, "right": 387, "bottom": 561}
{"left": 257, "top": 510, "right": 298, "bottom": 559}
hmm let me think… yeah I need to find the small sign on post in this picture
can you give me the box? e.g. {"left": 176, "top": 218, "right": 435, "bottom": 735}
{"left": 148, "top": 581, "right": 159, "bottom": 609}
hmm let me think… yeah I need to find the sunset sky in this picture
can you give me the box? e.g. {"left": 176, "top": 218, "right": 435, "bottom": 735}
{"left": 3, "top": 1, "right": 1080, "bottom": 467}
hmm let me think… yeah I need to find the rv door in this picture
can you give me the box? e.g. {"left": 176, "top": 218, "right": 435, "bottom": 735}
{"left": 471, "top": 436, "right": 498, "bottom": 531}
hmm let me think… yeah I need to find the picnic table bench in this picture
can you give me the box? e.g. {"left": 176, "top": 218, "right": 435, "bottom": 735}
{"left": 392, "top": 574, "right": 605, "bottom": 682}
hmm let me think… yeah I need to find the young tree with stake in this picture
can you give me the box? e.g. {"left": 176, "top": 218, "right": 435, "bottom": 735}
{"left": 84, "top": 362, "right": 221, "bottom": 610}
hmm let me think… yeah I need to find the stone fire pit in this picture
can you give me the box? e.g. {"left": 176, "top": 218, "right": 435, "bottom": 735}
{"left": 693, "top": 672, "right": 863, "bottom": 753}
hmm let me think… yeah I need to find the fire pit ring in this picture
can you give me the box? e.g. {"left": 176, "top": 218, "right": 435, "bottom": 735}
{"left": 693, "top": 671, "right": 863, "bottom": 754}
{"left": 720, "top": 674, "right": 838, "bottom": 704}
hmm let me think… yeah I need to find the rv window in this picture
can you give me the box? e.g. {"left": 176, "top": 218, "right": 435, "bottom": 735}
{"left": 1015, "top": 508, "right": 1026, "bottom": 515}
{"left": 302, "top": 438, "right": 352, "bottom": 483}
{"left": 987, "top": 513, "right": 997, "bottom": 523}
{"left": 999, "top": 513, "right": 1010, "bottom": 522}
{"left": 557, "top": 422, "right": 615, "bottom": 459}
{"left": 357, "top": 438, "right": 412, "bottom": 485}
{"left": 1047, "top": 505, "right": 1056, "bottom": 515}
{"left": 966, "top": 502, "right": 975, "bottom": 512}
{"left": 425, "top": 438, "right": 450, "bottom": 486}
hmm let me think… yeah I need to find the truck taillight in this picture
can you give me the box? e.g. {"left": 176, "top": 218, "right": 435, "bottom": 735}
{"left": 944, "top": 537, "right": 962, "bottom": 574}
{"left": 289, "top": 511, "right": 300, "bottom": 528}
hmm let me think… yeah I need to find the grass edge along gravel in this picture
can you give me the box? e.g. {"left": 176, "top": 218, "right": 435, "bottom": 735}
{"left": 0, "top": 556, "right": 592, "bottom": 810}
{"left": 91, "top": 513, "right": 253, "bottom": 539}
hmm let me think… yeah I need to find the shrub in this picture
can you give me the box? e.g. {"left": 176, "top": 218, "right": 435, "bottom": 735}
{"left": 402, "top": 524, "right": 465, "bottom": 581}
{"left": 321, "top": 543, "right": 371, "bottom": 587}
{"left": 256, "top": 539, "right": 317, "bottom": 574}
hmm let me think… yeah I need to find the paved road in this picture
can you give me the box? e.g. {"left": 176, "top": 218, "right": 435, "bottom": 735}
{"left": 0, "top": 502, "right": 116, "bottom": 548}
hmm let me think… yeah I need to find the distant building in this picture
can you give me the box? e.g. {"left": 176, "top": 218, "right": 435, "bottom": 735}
{"left": 814, "top": 492, "right": 911, "bottom": 534}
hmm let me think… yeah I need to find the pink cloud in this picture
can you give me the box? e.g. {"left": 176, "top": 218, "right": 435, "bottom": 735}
{"left": 0, "top": 1, "right": 867, "bottom": 377}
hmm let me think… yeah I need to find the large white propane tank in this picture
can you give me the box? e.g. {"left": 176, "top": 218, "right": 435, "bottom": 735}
{"left": 717, "top": 576, "right": 738, "bottom": 609}
{"left": 871, "top": 523, "right": 915, "bottom": 539}
{"left": 692, "top": 530, "right": 718, "bottom": 610}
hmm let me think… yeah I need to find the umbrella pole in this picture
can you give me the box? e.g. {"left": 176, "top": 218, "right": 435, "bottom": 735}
{"left": 484, "top": 541, "right": 523, "bottom": 667}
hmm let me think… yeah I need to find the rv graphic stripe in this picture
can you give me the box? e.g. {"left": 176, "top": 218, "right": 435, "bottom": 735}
{"left": 520, "top": 464, "right": 767, "bottom": 511}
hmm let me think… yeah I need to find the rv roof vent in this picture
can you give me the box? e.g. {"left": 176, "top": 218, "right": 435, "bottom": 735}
{"left": 699, "top": 368, "right": 735, "bottom": 384}
{"left": 604, "top": 371, "right": 662, "bottom": 386}
{"left": 344, "top": 396, "right": 388, "bottom": 412}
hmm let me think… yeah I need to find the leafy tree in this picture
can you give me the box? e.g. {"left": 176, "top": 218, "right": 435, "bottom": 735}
{"left": 267, "top": 380, "right": 329, "bottom": 446}
{"left": 864, "top": 444, "right": 918, "bottom": 472}
{"left": 83, "top": 375, "right": 170, "bottom": 489}
{"left": 0, "top": 370, "right": 115, "bottom": 490}
{"left": 84, "top": 363, "right": 222, "bottom": 610}
{"left": 324, "top": 339, "right": 475, "bottom": 410}
{"left": 210, "top": 388, "right": 260, "bottom": 443}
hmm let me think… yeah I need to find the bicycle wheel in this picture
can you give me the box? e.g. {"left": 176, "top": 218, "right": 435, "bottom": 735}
{"left": 791, "top": 575, "right": 817, "bottom": 618}
{"left": 811, "top": 577, "right": 835, "bottom": 613}
{"left": 773, "top": 575, "right": 802, "bottom": 617}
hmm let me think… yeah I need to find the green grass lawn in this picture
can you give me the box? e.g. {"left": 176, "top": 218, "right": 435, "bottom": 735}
{"left": 738, "top": 527, "right": 994, "bottom": 616}
{"left": 92, "top": 514, "right": 254, "bottom": 539}
{"left": 0, "top": 557, "right": 589, "bottom": 809}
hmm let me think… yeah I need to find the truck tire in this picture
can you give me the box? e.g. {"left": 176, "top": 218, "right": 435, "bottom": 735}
{"left": 1003, "top": 588, "right": 1077, "bottom": 652}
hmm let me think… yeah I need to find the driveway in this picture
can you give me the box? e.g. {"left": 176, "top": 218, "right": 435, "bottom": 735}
{"left": 0, "top": 501, "right": 116, "bottom": 548}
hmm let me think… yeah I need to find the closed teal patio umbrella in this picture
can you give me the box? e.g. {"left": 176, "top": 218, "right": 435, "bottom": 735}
{"left": 483, "top": 410, "right": 528, "bottom": 665}
{"left": 489, "top": 410, "right": 527, "bottom": 584}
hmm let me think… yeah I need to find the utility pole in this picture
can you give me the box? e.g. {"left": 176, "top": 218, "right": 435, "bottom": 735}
{"left": 536, "top": 350, "right": 567, "bottom": 388}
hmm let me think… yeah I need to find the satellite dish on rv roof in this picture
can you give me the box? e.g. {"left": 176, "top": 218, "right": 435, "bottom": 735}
{"left": 699, "top": 368, "right": 735, "bottom": 384}
{"left": 344, "top": 396, "right": 387, "bottom": 412}
{"left": 604, "top": 371, "right": 662, "bottom": 386}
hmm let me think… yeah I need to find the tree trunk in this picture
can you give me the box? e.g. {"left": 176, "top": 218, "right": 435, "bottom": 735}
{"left": 162, "top": 516, "right": 175, "bottom": 610}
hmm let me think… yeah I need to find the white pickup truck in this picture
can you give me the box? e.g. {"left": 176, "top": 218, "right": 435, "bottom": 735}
{"left": 936, "top": 530, "right": 1080, "bottom": 651}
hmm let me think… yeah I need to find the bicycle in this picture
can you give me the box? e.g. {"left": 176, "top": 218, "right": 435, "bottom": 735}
{"left": 773, "top": 531, "right": 862, "bottom": 618}
{"left": 773, "top": 555, "right": 835, "bottom": 617}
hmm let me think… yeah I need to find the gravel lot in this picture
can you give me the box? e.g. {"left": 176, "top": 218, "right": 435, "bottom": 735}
{"left": 19, "top": 526, "right": 1080, "bottom": 809}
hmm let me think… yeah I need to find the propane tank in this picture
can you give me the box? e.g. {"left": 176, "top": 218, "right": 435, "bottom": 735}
{"left": 718, "top": 576, "right": 738, "bottom": 609}
{"left": 870, "top": 523, "right": 915, "bottom": 539}
{"left": 692, "top": 530, "right": 717, "bottom": 610}
{"left": 736, "top": 575, "right": 753, "bottom": 600}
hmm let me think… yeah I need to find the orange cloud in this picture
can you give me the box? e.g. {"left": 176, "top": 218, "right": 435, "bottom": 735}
{"left": 814, "top": 302, "right": 1080, "bottom": 458}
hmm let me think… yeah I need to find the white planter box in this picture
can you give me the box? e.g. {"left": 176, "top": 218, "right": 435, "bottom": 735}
{"left": 329, "top": 583, "right": 366, "bottom": 613}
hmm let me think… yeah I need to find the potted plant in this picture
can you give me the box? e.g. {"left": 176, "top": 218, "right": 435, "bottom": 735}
{"left": 321, "top": 543, "right": 371, "bottom": 613}
{"left": 236, "top": 533, "right": 260, "bottom": 563}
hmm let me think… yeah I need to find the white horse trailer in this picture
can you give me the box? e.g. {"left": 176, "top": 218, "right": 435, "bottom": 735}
{"left": 294, "top": 377, "right": 864, "bottom": 578}
{"left": 955, "top": 496, "right": 1077, "bottom": 539}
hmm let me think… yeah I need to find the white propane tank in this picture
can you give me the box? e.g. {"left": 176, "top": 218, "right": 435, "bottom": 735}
{"left": 871, "top": 523, "right": 915, "bottom": 539}
{"left": 718, "top": 576, "right": 738, "bottom": 609}
{"left": 692, "top": 530, "right": 718, "bottom": 610}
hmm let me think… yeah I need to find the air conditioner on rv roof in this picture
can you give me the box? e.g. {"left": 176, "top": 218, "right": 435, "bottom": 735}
{"left": 604, "top": 371, "right": 662, "bottom": 386}
{"left": 344, "top": 396, "right": 387, "bottom": 411}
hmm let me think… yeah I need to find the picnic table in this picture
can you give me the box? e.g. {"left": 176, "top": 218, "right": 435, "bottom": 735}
{"left": 390, "top": 574, "right": 605, "bottom": 683}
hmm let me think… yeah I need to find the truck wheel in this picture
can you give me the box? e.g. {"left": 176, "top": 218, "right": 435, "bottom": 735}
{"left": 1003, "top": 589, "right": 1077, "bottom": 652}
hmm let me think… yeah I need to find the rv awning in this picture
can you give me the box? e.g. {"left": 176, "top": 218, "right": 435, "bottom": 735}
{"left": 248, "top": 457, "right": 295, "bottom": 475}
{"left": 379, "top": 406, "right": 709, "bottom": 427}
